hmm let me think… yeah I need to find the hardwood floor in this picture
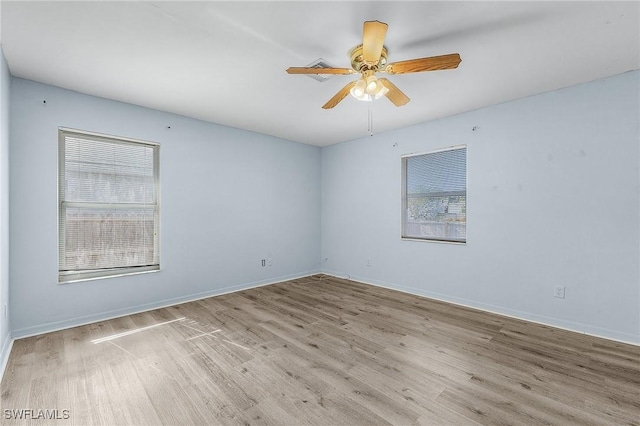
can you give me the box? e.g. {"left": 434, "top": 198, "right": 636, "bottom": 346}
{"left": 1, "top": 275, "right": 639, "bottom": 425}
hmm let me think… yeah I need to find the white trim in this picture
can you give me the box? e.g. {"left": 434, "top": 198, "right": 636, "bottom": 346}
{"left": 0, "top": 334, "right": 14, "bottom": 384}
{"left": 320, "top": 271, "right": 640, "bottom": 347}
{"left": 401, "top": 144, "right": 467, "bottom": 159}
{"left": 400, "top": 237, "right": 466, "bottom": 245}
{"left": 59, "top": 266, "right": 160, "bottom": 284}
{"left": 401, "top": 145, "right": 467, "bottom": 243}
{"left": 58, "top": 128, "right": 161, "bottom": 283}
{"left": 11, "top": 270, "right": 320, "bottom": 340}
{"left": 58, "top": 126, "right": 159, "bottom": 147}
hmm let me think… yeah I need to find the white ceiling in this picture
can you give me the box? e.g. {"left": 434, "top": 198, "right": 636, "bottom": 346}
{"left": 1, "top": 1, "right": 638, "bottom": 146}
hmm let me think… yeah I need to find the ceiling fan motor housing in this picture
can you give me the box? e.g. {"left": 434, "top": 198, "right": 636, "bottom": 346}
{"left": 350, "top": 44, "right": 388, "bottom": 72}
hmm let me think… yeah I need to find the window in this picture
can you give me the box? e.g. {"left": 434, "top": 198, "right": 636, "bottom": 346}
{"left": 402, "top": 146, "right": 466, "bottom": 243}
{"left": 58, "top": 128, "right": 160, "bottom": 283}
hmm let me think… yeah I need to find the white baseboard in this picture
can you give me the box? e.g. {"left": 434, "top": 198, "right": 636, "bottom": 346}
{"left": 0, "top": 334, "right": 14, "bottom": 384}
{"left": 8, "top": 268, "right": 637, "bottom": 377}
{"left": 11, "top": 270, "right": 320, "bottom": 340}
{"left": 321, "top": 270, "right": 640, "bottom": 347}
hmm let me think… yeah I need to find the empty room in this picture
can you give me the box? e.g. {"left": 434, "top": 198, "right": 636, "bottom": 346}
{"left": 0, "top": 1, "right": 639, "bottom": 425}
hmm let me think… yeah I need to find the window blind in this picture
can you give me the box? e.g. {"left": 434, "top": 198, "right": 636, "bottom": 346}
{"left": 59, "top": 129, "right": 160, "bottom": 282}
{"left": 402, "top": 146, "right": 466, "bottom": 243}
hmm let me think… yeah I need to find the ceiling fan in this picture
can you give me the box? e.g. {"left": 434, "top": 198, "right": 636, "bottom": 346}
{"left": 286, "top": 21, "right": 461, "bottom": 109}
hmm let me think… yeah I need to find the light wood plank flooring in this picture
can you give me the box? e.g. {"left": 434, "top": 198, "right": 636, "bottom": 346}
{"left": 1, "top": 275, "right": 639, "bottom": 425}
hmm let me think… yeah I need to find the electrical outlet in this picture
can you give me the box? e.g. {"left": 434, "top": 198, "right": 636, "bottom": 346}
{"left": 554, "top": 285, "right": 565, "bottom": 299}
{"left": 261, "top": 259, "right": 266, "bottom": 267}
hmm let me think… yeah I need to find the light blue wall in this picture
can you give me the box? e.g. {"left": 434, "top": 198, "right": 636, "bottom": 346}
{"left": 321, "top": 71, "right": 640, "bottom": 344}
{"left": 9, "top": 78, "right": 321, "bottom": 337}
{"left": 6, "top": 70, "right": 640, "bottom": 345}
{"left": 0, "top": 49, "right": 11, "bottom": 366}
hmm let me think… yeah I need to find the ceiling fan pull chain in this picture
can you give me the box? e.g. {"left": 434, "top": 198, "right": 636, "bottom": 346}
{"left": 368, "top": 101, "right": 374, "bottom": 136}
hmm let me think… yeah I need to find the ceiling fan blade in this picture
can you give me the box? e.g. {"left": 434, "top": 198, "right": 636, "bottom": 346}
{"left": 322, "top": 81, "right": 357, "bottom": 109}
{"left": 362, "top": 20, "right": 388, "bottom": 64}
{"left": 379, "top": 78, "right": 410, "bottom": 106}
{"left": 385, "top": 53, "right": 461, "bottom": 75}
{"left": 287, "top": 67, "right": 355, "bottom": 75}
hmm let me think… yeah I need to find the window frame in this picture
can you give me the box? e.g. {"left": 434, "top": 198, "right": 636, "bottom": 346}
{"left": 401, "top": 145, "right": 467, "bottom": 244}
{"left": 58, "top": 127, "right": 161, "bottom": 283}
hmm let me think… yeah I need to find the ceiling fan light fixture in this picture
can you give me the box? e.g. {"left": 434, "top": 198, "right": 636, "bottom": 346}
{"left": 374, "top": 85, "right": 389, "bottom": 99}
{"left": 350, "top": 75, "right": 387, "bottom": 101}
{"left": 351, "top": 90, "right": 372, "bottom": 102}
{"left": 365, "top": 75, "right": 379, "bottom": 93}
{"left": 350, "top": 79, "right": 367, "bottom": 99}
{"left": 363, "top": 74, "right": 388, "bottom": 99}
